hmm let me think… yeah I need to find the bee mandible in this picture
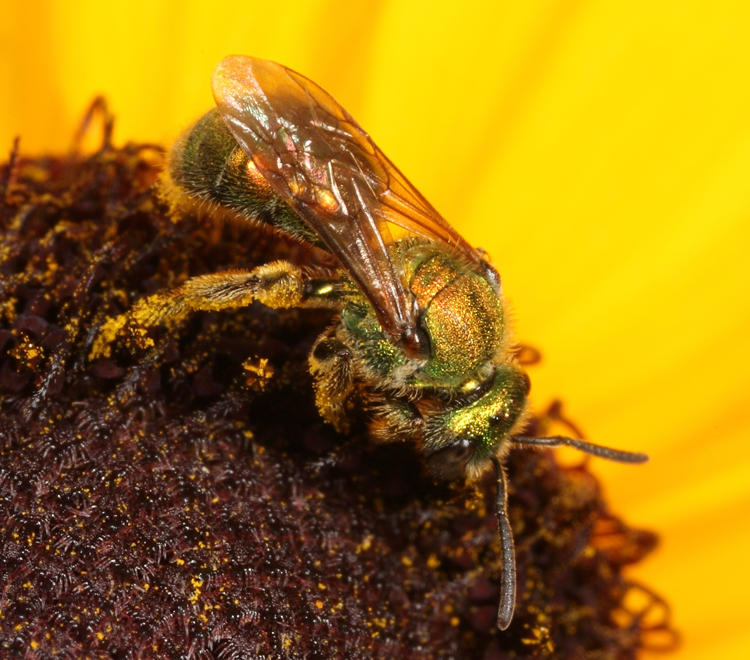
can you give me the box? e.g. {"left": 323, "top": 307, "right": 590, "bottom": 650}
{"left": 95, "top": 55, "right": 647, "bottom": 630}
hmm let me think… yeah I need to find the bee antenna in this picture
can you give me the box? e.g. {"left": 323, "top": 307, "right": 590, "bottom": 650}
{"left": 491, "top": 456, "right": 516, "bottom": 630}
{"left": 511, "top": 436, "right": 648, "bottom": 463}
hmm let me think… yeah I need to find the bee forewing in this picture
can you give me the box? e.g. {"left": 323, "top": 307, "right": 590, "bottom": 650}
{"left": 211, "top": 55, "right": 481, "bottom": 353}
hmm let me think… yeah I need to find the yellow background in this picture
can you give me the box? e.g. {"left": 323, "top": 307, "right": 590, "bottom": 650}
{"left": 2, "top": 1, "right": 748, "bottom": 656}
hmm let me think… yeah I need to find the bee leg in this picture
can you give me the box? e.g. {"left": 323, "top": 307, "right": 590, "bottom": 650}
{"left": 309, "top": 330, "right": 354, "bottom": 433}
{"left": 367, "top": 395, "right": 422, "bottom": 445}
{"left": 91, "top": 261, "right": 309, "bottom": 358}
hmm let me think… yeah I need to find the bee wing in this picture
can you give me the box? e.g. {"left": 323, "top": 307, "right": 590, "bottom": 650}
{"left": 212, "top": 55, "right": 483, "bottom": 355}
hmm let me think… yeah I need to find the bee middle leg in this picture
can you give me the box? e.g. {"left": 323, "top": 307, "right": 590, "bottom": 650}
{"left": 309, "top": 329, "right": 355, "bottom": 434}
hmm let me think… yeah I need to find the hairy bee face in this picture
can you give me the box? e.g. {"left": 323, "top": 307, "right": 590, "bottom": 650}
{"left": 103, "top": 55, "right": 648, "bottom": 631}
{"left": 424, "top": 366, "right": 532, "bottom": 478}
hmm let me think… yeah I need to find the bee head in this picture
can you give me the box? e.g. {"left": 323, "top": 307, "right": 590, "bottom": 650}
{"left": 424, "top": 365, "right": 530, "bottom": 480}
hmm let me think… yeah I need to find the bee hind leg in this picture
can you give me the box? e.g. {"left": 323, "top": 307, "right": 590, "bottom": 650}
{"left": 91, "top": 260, "right": 309, "bottom": 359}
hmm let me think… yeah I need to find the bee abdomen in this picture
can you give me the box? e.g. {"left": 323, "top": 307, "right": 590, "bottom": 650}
{"left": 168, "top": 109, "right": 318, "bottom": 244}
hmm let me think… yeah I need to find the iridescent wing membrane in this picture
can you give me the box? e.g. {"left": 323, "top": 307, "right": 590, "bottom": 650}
{"left": 212, "top": 55, "right": 483, "bottom": 355}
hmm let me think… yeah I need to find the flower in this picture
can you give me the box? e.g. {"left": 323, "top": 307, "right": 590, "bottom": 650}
{"left": 2, "top": 3, "right": 747, "bottom": 657}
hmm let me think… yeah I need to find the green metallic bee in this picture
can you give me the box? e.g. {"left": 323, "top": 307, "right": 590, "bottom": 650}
{"left": 104, "top": 55, "right": 647, "bottom": 630}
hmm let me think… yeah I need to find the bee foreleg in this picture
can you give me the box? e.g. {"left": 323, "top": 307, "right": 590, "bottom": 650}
{"left": 367, "top": 395, "right": 422, "bottom": 445}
